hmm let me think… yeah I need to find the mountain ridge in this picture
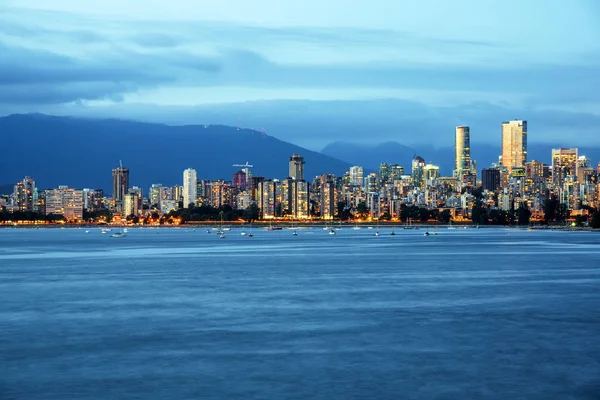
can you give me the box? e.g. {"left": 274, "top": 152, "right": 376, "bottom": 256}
{"left": 0, "top": 114, "right": 352, "bottom": 192}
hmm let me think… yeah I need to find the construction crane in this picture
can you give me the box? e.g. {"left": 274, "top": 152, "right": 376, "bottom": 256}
{"left": 232, "top": 162, "right": 254, "bottom": 188}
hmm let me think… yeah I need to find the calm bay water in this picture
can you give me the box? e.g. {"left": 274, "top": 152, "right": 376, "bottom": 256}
{"left": 1, "top": 227, "right": 600, "bottom": 399}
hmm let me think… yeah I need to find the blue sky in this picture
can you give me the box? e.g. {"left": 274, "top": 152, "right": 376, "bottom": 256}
{"left": 1, "top": 0, "right": 599, "bottom": 148}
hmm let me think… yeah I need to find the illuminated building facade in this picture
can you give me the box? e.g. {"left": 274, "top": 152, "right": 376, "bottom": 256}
{"left": 501, "top": 120, "right": 527, "bottom": 173}
{"left": 454, "top": 126, "right": 472, "bottom": 180}
{"left": 289, "top": 154, "right": 305, "bottom": 180}
{"left": 183, "top": 168, "right": 197, "bottom": 208}
{"left": 551, "top": 148, "right": 578, "bottom": 186}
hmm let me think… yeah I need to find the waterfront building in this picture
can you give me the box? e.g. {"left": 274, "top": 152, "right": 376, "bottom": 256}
{"left": 12, "top": 176, "right": 36, "bottom": 212}
{"left": 148, "top": 184, "right": 163, "bottom": 208}
{"left": 183, "top": 168, "right": 197, "bottom": 208}
{"left": 83, "top": 188, "right": 105, "bottom": 211}
{"left": 501, "top": 120, "right": 527, "bottom": 173}
{"left": 289, "top": 154, "right": 305, "bottom": 181}
{"left": 45, "top": 186, "right": 84, "bottom": 220}
{"left": 320, "top": 174, "right": 336, "bottom": 220}
{"left": 258, "top": 179, "right": 276, "bottom": 219}
{"left": 123, "top": 192, "right": 140, "bottom": 217}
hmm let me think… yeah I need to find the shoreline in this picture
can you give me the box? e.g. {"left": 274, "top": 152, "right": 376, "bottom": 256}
{"left": 0, "top": 222, "right": 596, "bottom": 231}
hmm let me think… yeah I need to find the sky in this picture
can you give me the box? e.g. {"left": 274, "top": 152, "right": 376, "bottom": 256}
{"left": 1, "top": 0, "right": 599, "bottom": 149}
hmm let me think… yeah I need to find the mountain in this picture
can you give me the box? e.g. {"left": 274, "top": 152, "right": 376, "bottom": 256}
{"left": 0, "top": 114, "right": 352, "bottom": 192}
{"left": 322, "top": 141, "right": 600, "bottom": 175}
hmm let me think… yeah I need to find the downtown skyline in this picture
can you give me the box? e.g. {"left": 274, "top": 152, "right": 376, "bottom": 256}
{"left": 3, "top": 117, "right": 600, "bottom": 226}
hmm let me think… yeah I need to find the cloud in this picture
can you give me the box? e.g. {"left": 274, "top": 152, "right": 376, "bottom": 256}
{"left": 0, "top": 5, "right": 598, "bottom": 112}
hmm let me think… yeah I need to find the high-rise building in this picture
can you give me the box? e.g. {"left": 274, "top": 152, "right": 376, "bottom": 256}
{"left": 482, "top": 168, "right": 501, "bottom": 192}
{"left": 123, "top": 192, "right": 140, "bottom": 217}
{"left": 577, "top": 156, "right": 590, "bottom": 183}
{"left": 183, "top": 168, "right": 197, "bottom": 208}
{"left": 12, "top": 176, "right": 35, "bottom": 212}
{"left": 232, "top": 171, "right": 247, "bottom": 190}
{"left": 501, "top": 120, "right": 527, "bottom": 173}
{"left": 45, "top": 186, "right": 84, "bottom": 220}
{"left": 377, "top": 163, "right": 390, "bottom": 184}
{"left": 455, "top": 126, "right": 472, "bottom": 179}
{"left": 412, "top": 156, "right": 426, "bottom": 188}
{"left": 349, "top": 166, "right": 364, "bottom": 187}
{"left": 423, "top": 164, "right": 440, "bottom": 183}
{"left": 289, "top": 154, "right": 305, "bottom": 180}
{"left": 388, "top": 165, "right": 404, "bottom": 183}
{"left": 112, "top": 164, "right": 129, "bottom": 212}
{"left": 320, "top": 174, "right": 335, "bottom": 220}
{"left": 149, "top": 184, "right": 163, "bottom": 208}
{"left": 551, "top": 148, "right": 578, "bottom": 186}
{"left": 258, "top": 179, "right": 276, "bottom": 219}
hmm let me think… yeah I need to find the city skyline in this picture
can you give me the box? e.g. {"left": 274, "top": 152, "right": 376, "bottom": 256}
{"left": 4, "top": 114, "right": 599, "bottom": 226}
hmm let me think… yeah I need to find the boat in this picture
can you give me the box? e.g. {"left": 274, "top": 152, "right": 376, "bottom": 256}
{"left": 241, "top": 231, "right": 247, "bottom": 236}
{"left": 375, "top": 230, "right": 381, "bottom": 236}
{"left": 292, "top": 230, "right": 298, "bottom": 236}
{"left": 336, "top": 222, "right": 343, "bottom": 230}
{"left": 328, "top": 228, "right": 336, "bottom": 235}
{"left": 367, "top": 226, "right": 373, "bottom": 230}
{"left": 111, "top": 232, "right": 126, "bottom": 238}
{"left": 268, "top": 222, "right": 282, "bottom": 231}
{"left": 219, "top": 233, "right": 226, "bottom": 239}
{"left": 217, "top": 213, "right": 225, "bottom": 235}
{"left": 424, "top": 231, "right": 430, "bottom": 236}
{"left": 85, "top": 230, "right": 90, "bottom": 233}
{"left": 206, "top": 229, "right": 211, "bottom": 234}
{"left": 352, "top": 223, "right": 361, "bottom": 230}
{"left": 390, "top": 228, "right": 396, "bottom": 236}
{"left": 248, "top": 233, "right": 254, "bottom": 237}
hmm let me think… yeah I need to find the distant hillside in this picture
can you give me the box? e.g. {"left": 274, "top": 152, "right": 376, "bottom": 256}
{"left": 323, "top": 141, "right": 600, "bottom": 175}
{"left": 0, "top": 114, "right": 352, "bottom": 192}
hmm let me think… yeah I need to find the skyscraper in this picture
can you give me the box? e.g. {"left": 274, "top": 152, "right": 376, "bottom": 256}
{"left": 349, "top": 166, "right": 364, "bottom": 187}
{"left": 289, "top": 154, "right": 305, "bottom": 180}
{"left": 482, "top": 168, "right": 501, "bottom": 192}
{"left": 412, "top": 156, "right": 425, "bottom": 188}
{"left": 12, "top": 176, "right": 35, "bottom": 212}
{"left": 112, "top": 164, "right": 129, "bottom": 213}
{"left": 455, "top": 126, "right": 472, "bottom": 179}
{"left": 501, "top": 120, "right": 527, "bottom": 173}
{"left": 319, "top": 174, "right": 335, "bottom": 220}
{"left": 551, "top": 148, "right": 578, "bottom": 186}
{"left": 183, "top": 168, "right": 197, "bottom": 208}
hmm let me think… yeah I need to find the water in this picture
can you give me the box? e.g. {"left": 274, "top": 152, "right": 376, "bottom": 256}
{"left": 1, "top": 227, "right": 600, "bottom": 399}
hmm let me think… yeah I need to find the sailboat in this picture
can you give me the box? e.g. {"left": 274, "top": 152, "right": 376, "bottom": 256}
{"left": 390, "top": 228, "right": 396, "bottom": 236}
{"left": 336, "top": 221, "right": 343, "bottom": 230}
{"left": 375, "top": 219, "right": 380, "bottom": 236}
{"left": 217, "top": 213, "right": 225, "bottom": 235}
{"left": 352, "top": 222, "right": 361, "bottom": 230}
{"left": 241, "top": 223, "right": 247, "bottom": 236}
